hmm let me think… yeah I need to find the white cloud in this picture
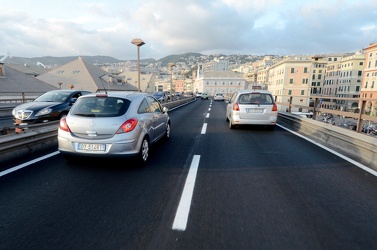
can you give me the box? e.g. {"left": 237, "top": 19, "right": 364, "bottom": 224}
{"left": 0, "top": 0, "right": 376, "bottom": 59}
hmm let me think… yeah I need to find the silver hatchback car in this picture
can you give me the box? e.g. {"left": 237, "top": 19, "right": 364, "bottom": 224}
{"left": 58, "top": 92, "right": 171, "bottom": 163}
{"left": 226, "top": 90, "right": 277, "bottom": 130}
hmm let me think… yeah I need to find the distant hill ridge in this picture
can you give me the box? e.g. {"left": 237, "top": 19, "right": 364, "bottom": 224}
{"left": 2, "top": 53, "right": 205, "bottom": 67}
{"left": 2, "top": 52, "right": 264, "bottom": 67}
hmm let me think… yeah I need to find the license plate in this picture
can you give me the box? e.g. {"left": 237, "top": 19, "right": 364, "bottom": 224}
{"left": 79, "top": 143, "right": 106, "bottom": 151}
{"left": 246, "top": 108, "right": 263, "bottom": 113}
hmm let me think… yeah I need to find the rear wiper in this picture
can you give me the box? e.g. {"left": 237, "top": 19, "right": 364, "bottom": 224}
{"left": 74, "top": 113, "right": 96, "bottom": 117}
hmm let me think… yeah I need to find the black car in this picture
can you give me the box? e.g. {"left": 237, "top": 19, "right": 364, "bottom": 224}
{"left": 12, "top": 90, "right": 91, "bottom": 124}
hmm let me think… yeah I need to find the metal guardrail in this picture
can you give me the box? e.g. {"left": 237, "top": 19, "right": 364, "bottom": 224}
{"left": 277, "top": 112, "right": 377, "bottom": 171}
{"left": 275, "top": 95, "right": 377, "bottom": 132}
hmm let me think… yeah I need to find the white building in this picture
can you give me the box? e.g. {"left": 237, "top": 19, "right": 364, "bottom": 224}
{"left": 194, "top": 65, "right": 246, "bottom": 98}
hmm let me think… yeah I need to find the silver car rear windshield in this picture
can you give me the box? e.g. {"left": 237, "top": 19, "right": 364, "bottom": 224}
{"left": 71, "top": 97, "right": 131, "bottom": 117}
{"left": 238, "top": 93, "right": 274, "bottom": 105}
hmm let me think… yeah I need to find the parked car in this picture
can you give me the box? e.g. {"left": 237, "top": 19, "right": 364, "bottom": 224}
{"left": 196, "top": 92, "right": 202, "bottom": 98}
{"left": 201, "top": 93, "right": 209, "bottom": 100}
{"left": 214, "top": 93, "right": 225, "bottom": 101}
{"left": 12, "top": 90, "right": 91, "bottom": 124}
{"left": 152, "top": 91, "right": 167, "bottom": 102}
{"left": 58, "top": 91, "right": 171, "bottom": 164}
{"left": 226, "top": 90, "right": 277, "bottom": 130}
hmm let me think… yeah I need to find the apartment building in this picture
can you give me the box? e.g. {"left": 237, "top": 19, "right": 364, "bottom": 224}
{"left": 322, "top": 54, "right": 348, "bottom": 109}
{"left": 256, "top": 67, "right": 269, "bottom": 85}
{"left": 334, "top": 52, "right": 365, "bottom": 111}
{"left": 310, "top": 55, "right": 327, "bottom": 95}
{"left": 361, "top": 42, "right": 377, "bottom": 116}
{"left": 268, "top": 57, "right": 312, "bottom": 112}
{"left": 202, "top": 59, "right": 229, "bottom": 72}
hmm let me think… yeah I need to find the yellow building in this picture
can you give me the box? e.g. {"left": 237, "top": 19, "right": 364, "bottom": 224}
{"left": 268, "top": 57, "right": 312, "bottom": 112}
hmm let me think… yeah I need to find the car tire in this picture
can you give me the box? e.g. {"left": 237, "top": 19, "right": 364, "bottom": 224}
{"left": 138, "top": 137, "right": 149, "bottom": 164}
{"left": 229, "top": 119, "right": 235, "bottom": 129}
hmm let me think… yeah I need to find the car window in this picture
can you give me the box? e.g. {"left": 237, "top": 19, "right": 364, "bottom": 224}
{"left": 146, "top": 96, "right": 162, "bottom": 113}
{"left": 238, "top": 93, "right": 273, "bottom": 105}
{"left": 138, "top": 99, "right": 150, "bottom": 114}
{"left": 35, "top": 91, "right": 71, "bottom": 102}
{"left": 71, "top": 97, "right": 130, "bottom": 117}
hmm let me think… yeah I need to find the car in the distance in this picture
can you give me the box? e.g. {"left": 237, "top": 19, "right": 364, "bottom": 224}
{"left": 214, "top": 93, "right": 225, "bottom": 101}
{"left": 12, "top": 90, "right": 91, "bottom": 124}
{"left": 152, "top": 91, "right": 168, "bottom": 103}
{"left": 226, "top": 90, "right": 277, "bottom": 130}
{"left": 201, "top": 93, "right": 209, "bottom": 100}
{"left": 58, "top": 91, "right": 171, "bottom": 164}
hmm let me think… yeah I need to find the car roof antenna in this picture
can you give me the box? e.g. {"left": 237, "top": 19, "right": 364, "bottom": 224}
{"left": 99, "top": 74, "right": 108, "bottom": 94}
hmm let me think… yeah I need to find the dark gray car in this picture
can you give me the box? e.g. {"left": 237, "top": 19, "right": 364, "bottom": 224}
{"left": 12, "top": 90, "right": 91, "bottom": 124}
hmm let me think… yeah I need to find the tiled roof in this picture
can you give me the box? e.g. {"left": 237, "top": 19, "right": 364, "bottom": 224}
{"left": 0, "top": 65, "right": 58, "bottom": 95}
{"left": 36, "top": 57, "right": 137, "bottom": 92}
{"left": 118, "top": 71, "right": 156, "bottom": 93}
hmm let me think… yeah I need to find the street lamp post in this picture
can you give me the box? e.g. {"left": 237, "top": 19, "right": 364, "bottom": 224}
{"left": 168, "top": 62, "right": 175, "bottom": 101}
{"left": 131, "top": 38, "right": 145, "bottom": 92}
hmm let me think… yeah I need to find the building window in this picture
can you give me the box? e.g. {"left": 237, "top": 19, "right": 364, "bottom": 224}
{"left": 356, "top": 86, "right": 360, "bottom": 92}
{"left": 301, "top": 90, "right": 305, "bottom": 95}
{"left": 304, "top": 67, "right": 308, "bottom": 73}
{"left": 288, "top": 90, "right": 292, "bottom": 95}
{"left": 289, "top": 78, "right": 293, "bottom": 84}
{"left": 291, "top": 68, "right": 295, "bottom": 73}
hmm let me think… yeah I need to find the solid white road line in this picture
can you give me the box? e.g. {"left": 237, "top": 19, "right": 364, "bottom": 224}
{"left": 201, "top": 123, "right": 207, "bottom": 134}
{"left": 172, "top": 155, "right": 201, "bottom": 231}
{"left": 0, "top": 151, "right": 60, "bottom": 178}
{"left": 277, "top": 124, "right": 377, "bottom": 177}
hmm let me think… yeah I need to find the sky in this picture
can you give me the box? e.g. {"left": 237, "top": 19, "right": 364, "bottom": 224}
{"left": 1, "top": 0, "right": 377, "bottom": 60}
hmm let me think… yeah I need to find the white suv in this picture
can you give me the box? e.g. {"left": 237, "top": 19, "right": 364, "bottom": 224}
{"left": 226, "top": 90, "right": 277, "bottom": 130}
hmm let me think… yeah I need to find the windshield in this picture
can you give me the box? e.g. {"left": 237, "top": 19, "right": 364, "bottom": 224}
{"left": 35, "top": 92, "right": 71, "bottom": 102}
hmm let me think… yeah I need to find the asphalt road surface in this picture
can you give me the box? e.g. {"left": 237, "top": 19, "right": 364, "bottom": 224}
{"left": 1, "top": 99, "right": 377, "bottom": 249}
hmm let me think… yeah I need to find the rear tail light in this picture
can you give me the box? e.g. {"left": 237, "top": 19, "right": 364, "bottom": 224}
{"left": 233, "top": 103, "right": 240, "bottom": 111}
{"left": 116, "top": 118, "right": 138, "bottom": 134}
{"left": 59, "top": 116, "right": 71, "bottom": 132}
{"left": 272, "top": 103, "right": 278, "bottom": 111}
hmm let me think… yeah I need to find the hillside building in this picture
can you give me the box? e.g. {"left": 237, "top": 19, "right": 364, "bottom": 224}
{"left": 361, "top": 42, "right": 377, "bottom": 116}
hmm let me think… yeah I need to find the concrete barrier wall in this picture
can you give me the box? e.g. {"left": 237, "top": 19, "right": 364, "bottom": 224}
{"left": 2, "top": 101, "right": 375, "bottom": 171}
{"left": 278, "top": 113, "right": 377, "bottom": 171}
